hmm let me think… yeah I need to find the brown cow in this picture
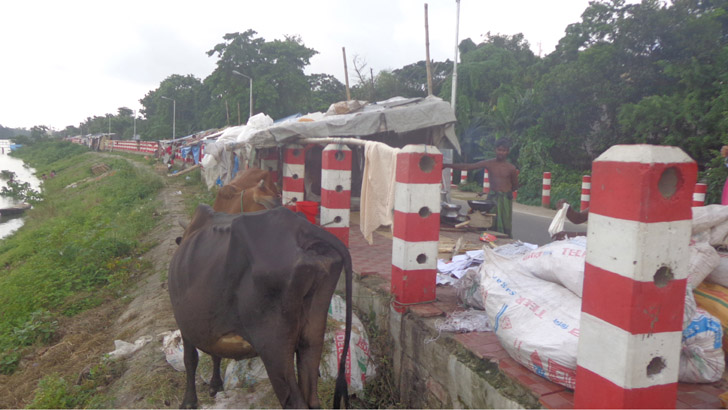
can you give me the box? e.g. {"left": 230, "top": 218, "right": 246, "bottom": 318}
{"left": 169, "top": 205, "right": 352, "bottom": 408}
{"left": 212, "top": 168, "right": 280, "bottom": 213}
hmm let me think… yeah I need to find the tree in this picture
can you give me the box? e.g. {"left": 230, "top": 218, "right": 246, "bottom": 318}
{"left": 450, "top": 33, "right": 539, "bottom": 138}
{"left": 139, "top": 74, "right": 203, "bottom": 140}
{"left": 307, "top": 74, "right": 346, "bottom": 112}
{"left": 201, "top": 30, "right": 318, "bottom": 124}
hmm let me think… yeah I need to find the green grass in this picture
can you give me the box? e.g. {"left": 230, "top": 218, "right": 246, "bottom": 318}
{"left": 0, "top": 142, "right": 164, "bottom": 374}
{"left": 27, "top": 361, "right": 123, "bottom": 409}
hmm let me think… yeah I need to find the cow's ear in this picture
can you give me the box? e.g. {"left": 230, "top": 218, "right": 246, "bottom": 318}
{"left": 257, "top": 179, "right": 265, "bottom": 189}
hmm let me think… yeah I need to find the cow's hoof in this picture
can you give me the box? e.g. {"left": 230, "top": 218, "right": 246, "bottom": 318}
{"left": 180, "top": 400, "right": 198, "bottom": 409}
{"left": 209, "top": 383, "right": 223, "bottom": 397}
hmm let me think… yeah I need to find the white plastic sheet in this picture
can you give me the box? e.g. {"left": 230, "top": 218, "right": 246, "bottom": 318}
{"left": 548, "top": 203, "right": 569, "bottom": 237}
{"left": 107, "top": 335, "right": 153, "bottom": 360}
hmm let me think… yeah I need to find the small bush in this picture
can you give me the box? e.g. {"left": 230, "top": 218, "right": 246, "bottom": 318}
{"left": 0, "top": 348, "right": 20, "bottom": 375}
{"left": 12, "top": 310, "right": 57, "bottom": 346}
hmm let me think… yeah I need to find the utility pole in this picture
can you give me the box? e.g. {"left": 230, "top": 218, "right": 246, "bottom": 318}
{"left": 424, "top": 3, "right": 433, "bottom": 96}
{"left": 451, "top": 0, "right": 461, "bottom": 113}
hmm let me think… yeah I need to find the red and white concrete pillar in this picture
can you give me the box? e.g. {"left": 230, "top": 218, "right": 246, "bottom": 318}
{"left": 581, "top": 175, "right": 591, "bottom": 211}
{"left": 482, "top": 170, "right": 490, "bottom": 194}
{"left": 693, "top": 182, "right": 707, "bottom": 207}
{"left": 391, "top": 145, "right": 442, "bottom": 311}
{"left": 321, "top": 144, "right": 351, "bottom": 246}
{"left": 542, "top": 172, "right": 551, "bottom": 207}
{"left": 282, "top": 144, "right": 305, "bottom": 206}
{"left": 260, "top": 148, "right": 279, "bottom": 183}
{"left": 575, "top": 145, "right": 696, "bottom": 409}
{"left": 459, "top": 170, "right": 467, "bottom": 185}
{"left": 450, "top": 169, "right": 455, "bottom": 188}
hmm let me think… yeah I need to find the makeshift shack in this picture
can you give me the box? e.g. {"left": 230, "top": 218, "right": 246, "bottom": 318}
{"left": 201, "top": 96, "right": 461, "bottom": 202}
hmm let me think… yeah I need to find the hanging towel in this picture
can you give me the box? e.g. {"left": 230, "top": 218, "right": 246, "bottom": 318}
{"left": 360, "top": 141, "right": 399, "bottom": 244}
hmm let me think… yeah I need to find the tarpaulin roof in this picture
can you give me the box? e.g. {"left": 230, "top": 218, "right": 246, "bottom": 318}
{"left": 230, "top": 96, "right": 460, "bottom": 153}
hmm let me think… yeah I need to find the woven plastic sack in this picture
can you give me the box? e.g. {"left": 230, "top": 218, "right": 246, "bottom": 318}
{"left": 481, "top": 247, "right": 580, "bottom": 389}
{"left": 514, "top": 236, "right": 587, "bottom": 297}
{"left": 687, "top": 239, "right": 720, "bottom": 289}
{"left": 321, "top": 294, "right": 376, "bottom": 394}
{"left": 706, "top": 251, "right": 728, "bottom": 288}
{"left": 679, "top": 308, "right": 725, "bottom": 383}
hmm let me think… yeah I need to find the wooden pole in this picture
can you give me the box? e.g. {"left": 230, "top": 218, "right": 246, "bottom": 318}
{"left": 225, "top": 100, "right": 230, "bottom": 125}
{"left": 424, "top": 3, "right": 433, "bottom": 96}
{"left": 237, "top": 101, "right": 241, "bottom": 125}
{"left": 342, "top": 47, "right": 351, "bottom": 101}
{"left": 370, "top": 67, "right": 375, "bottom": 101}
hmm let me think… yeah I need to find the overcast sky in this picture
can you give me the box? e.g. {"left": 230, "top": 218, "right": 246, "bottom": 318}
{"left": 1, "top": 1, "right": 619, "bottom": 130}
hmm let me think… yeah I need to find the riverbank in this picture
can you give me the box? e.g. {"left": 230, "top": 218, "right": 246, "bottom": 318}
{"left": 0, "top": 143, "right": 215, "bottom": 408}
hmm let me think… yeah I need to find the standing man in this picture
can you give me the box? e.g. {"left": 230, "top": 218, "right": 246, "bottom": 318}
{"left": 446, "top": 138, "right": 519, "bottom": 237}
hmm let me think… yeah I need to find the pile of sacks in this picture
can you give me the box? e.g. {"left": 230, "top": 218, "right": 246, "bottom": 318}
{"left": 449, "top": 204, "right": 728, "bottom": 388}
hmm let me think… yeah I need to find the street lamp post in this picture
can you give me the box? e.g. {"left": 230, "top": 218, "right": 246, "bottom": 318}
{"left": 232, "top": 70, "right": 253, "bottom": 120}
{"left": 161, "top": 96, "right": 176, "bottom": 140}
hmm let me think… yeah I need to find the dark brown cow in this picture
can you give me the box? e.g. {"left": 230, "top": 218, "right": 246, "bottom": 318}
{"left": 168, "top": 205, "right": 352, "bottom": 409}
{"left": 213, "top": 168, "right": 280, "bottom": 213}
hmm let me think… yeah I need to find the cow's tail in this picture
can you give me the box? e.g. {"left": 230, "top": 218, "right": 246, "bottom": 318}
{"left": 333, "top": 244, "right": 352, "bottom": 409}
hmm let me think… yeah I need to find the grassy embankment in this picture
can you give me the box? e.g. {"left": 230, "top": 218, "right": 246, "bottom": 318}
{"left": 0, "top": 142, "right": 212, "bottom": 407}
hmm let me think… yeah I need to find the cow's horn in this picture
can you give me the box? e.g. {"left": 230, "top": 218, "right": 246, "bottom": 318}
{"left": 257, "top": 179, "right": 265, "bottom": 188}
{"left": 178, "top": 219, "right": 188, "bottom": 230}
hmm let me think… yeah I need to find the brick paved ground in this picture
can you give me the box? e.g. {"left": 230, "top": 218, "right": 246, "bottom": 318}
{"left": 346, "top": 209, "right": 728, "bottom": 409}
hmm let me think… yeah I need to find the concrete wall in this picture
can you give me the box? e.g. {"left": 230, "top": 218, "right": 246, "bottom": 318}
{"left": 342, "top": 274, "right": 543, "bottom": 409}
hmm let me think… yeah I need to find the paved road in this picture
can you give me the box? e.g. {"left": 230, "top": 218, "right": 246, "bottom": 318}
{"left": 449, "top": 190, "right": 587, "bottom": 247}
{"left": 512, "top": 204, "right": 586, "bottom": 246}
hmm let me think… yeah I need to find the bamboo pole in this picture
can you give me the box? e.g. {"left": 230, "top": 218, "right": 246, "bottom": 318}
{"left": 342, "top": 47, "right": 351, "bottom": 101}
{"left": 424, "top": 3, "right": 433, "bottom": 96}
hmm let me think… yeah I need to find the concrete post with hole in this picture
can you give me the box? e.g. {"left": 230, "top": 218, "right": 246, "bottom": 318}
{"left": 260, "top": 148, "right": 279, "bottom": 184}
{"left": 542, "top": 171, "right": 551, "bottom": 207}
{"left": 693, "top": 182, "right": 707, "bottom": 207}
{"left": 581, "top": 175, "right": 591, "bottom": 211}
{"left": 391, "top": 145, "right": 442, "bottom": 311}
{"left": 482, "top": 170, "right": 490, "bottom": 194}
{"left": 574, "top": 145, "right": 696, "bottom": 409}
{"left": 282, "top": 145, "right": 305, "bottom": 206}
{"left": 321, "top": 144, "right": 351, "bottom": 246}
{"left": 459, "top": 170, "right": 467, "bottom": 185}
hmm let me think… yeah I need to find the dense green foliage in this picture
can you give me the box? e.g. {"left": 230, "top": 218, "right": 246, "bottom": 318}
{"left": 449, "top": 0, "right": 728, "bottom": 206}
{"left": 0, "top": 142, "right": 163, "bottom": 374}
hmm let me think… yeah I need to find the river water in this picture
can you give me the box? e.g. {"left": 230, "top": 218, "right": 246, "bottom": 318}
{"left": 0, "top": 153, "right": 40, "bottom": 240}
